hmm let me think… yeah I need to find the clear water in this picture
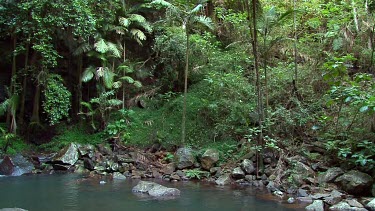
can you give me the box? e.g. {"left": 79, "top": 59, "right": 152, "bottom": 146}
{"left": 0, "top": 174, "right": 303, "bottom": 211}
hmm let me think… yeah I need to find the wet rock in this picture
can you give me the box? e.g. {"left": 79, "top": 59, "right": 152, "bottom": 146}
{"left": 77, "top": 144, "right": 95, "bottom": 158}
{"left": 132, "top": 181, "right": 180, "bottom": 197}
{"left": 287, "top": 197, "right": 295, "bottom": 204}
{"left": 329, "top": 201, "right": 367, "bottom": 211}
{"left": 97, "top": 144, "right": 112, "bottom": 156}
{"left": 293, "top": 161, "right": 315, "bottom": 177}
{"left": 346, "top": 199, "right": 364, "bottom": 208}
{"left": 113, "top": 172, "right": 126, "bottom": 180}
{"left": 366, "top": 198, "right": 375, "bottom": 211}
{"left": 306, "top": 200, "right": 324, "bottom": 211}
{"left": 215, "top": 174, "right": 231, "bottom": 185}
{"left": 200, "top": 149, "right": 219, "bottom": 170}
{"left": 266, "top": 181, "right": 279, "bottom": 192}
{"left": 241, "top": 159, "right": 255, "bottom": 175}
{"left": 209, "top": 167, "right": 221, "bottom": 175}
{"left": 161, "top": 163, "right": 175, "bottom": 175}
{"left": 311, "top": 193, "right": 330, "bottom": 200}
{"left": 170, "top": 173, "right": 181, "bottom": 181}
{"left": 52, "top": 143, "right": 79, "bottom": 166}
{"left": 175, "top": 148, "right": 195, "bottom": 169}
{"left": 83, "top": 157, "right": 95, "bottom": 171}
{"left": 116, "top": 155, "right": 134, "bottom": 164}
{"left": 0, "top": 156, "right": 15, "bottom": 175}
{"left": 231, "top": 167, "right": 245, "bottom": 179}
{"left": 335, "top": 170, "right": 373, "bottom": 195}
{"left": 324, "top": 197, "right": 342, "bottom": 206}
{"left": 245, "top": 175, "right": 256, "bottom": 182}
{"left": 318, "top": 167, "right": 344, "bottom": 183}
{"left": 297, "top": 189, "right": 309, "bottom": 197}
{"left": 296, "top": 196, "right": 313, "bottom": 203}
{"left": 273, "top": 190, "right": 283, "bottom": 197}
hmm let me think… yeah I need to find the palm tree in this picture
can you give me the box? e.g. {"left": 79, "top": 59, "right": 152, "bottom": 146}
{"left": 151, "top": 0, "right": 214, "bottom": 144}
{"left": 115, "top": 0, "right": 152, "bottom": 109}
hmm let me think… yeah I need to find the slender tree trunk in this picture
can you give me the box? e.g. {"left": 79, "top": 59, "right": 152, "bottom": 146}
{"left": 181, "top": 29, "right": 190, "bottom": 145}
{"left": 263, "top": 33, "right": 268, "bottom": 118}
{"left": 122, "top": 41, "right": 126, "bottom": 110}
{"left": 293, "top": 0, "right": 298, "bottom": 87}
{"left": 6, "top": 35, "right": 17, "bottom": 131}
{"left": 30, "top": 84, "right": 41, "bottom": 124}
{"left": 351, "top": 0, "right": 359, "bottom": 33}
{"left": 19, "top": 41, "right": 30, "bottom": 126}
{"left": 251, "top": 0, "right": 263, "bottom": 177}
{"left": 77, "top": 54, "right": 83, "bottom": 113}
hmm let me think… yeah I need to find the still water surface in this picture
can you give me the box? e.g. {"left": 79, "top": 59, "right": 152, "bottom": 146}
{"left": 0, "top": 174, "right": 303, "bottom": 211}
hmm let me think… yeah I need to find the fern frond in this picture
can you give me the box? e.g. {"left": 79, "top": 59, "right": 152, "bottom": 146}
{"left": 150, "top": 0, "right": 173, "bottom": 8}
{"left": 129, "top": 14, "right": 146, "bottom": 24}
{"left": 113, "top": 81, "right": 122, "bottom": 89}
{"left": 190, "top": 4, "right": 203, "bottom": 15}
{"left": 0, "top": 98, "right": 9, "bottom": 116}
{"left": 130, "top": 29, "right": 147, "bottom": 44}
{"left": 194, "top": 16, "right": 214, "bottom": 30}
{"left": 117, "top": 65, "right": 134, "bottom": 73}
{"left": 107, "top": 99, "right": 122, "bottom": 106}
{"left": 80, "top": 101, "right": 93, "bottom": 112}
{"left": 106, "top": 42, "right": 122, "bottom": 58}
{"left": 82, "top": 66, "right": 95, "bottom": 82}
{"left": 119, "top": 17, "right": 131, "bottom": 28}
{"left": 73, "top": 43, "right": 93, "bottom": 56}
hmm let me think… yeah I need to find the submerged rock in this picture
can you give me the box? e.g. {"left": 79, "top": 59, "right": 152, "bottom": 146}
{"left": 335, "top": 170, "right": 373, "bottom": 195}
{"left": 0, "top": 208, "right": 28, "bottom": 211}
{"left": 132, "top": 181, "right": 180, "bottom": 197}
{"left": 200, "top": 149, "right": 219, "bottom": 170}
{"left": 113, "top": 172, "right": 126, "bottom": 180}
{"left": 175, "top": 148, "right": 195, "bottom": 169}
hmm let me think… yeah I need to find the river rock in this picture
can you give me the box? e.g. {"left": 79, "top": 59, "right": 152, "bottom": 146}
{"left": 0, "top": 156, "right": 14, "bottom": 175}
{"left": 97, "top": 144, "right": 112, "bottom": 156}
{"left": 241, "top": 159, "right": 255, "bottom": 175}
{"left": 306, "top": 200, "right": 324, "bottom": 211}
{"left": 200, "top": 149, "right": 219, "bottom": 170}
{"left": 293, "top": 161, "right": 315, "bottom": 177}
{"left": 132, "top": 181, "right": 180, "bottom": 197}
{"left": 335, "top": 170, "right": 373, "bottom": 195}
{"left": 215, "top": 174, "right": 231, "bottom": 185}
{"left": 231, "top": 167, "right": 245, "bottom": 179}
{"left": 366, "top": 198, "right": 375, "bottom": 211}
{"left": 83, "top": 157, "right": 95, "bottom": 171}
{"left": 318, "top": 167, "right": 344, "bottom": 183}
{"left": 77, "top": 144, "right": 95, "bottom": 158}
{"left": 52, "top": 143, "right": 79, "bottom": 166}
{"left": 113, "top": 172, "right": 126, "bottom": 180}
{"left": 329, "top": 201, "right": 367, "bottom": 211}
{"left": 175, "top": 147, "right": 195, "bottom": 169}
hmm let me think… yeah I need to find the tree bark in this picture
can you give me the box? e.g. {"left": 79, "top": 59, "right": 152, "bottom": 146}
{"left": 181, "top": 28, "right": 190, "bottom": 145}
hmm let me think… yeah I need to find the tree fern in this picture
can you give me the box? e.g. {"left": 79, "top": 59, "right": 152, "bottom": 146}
{"left": 94, "top": 39, "right": 108, "bottom": 54}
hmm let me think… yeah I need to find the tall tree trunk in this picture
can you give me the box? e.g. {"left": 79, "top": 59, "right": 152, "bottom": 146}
{"left": 30, "top": 84, "right": 40, "bottom": 124}
{"left": 19, "top": 41, "right": 30, "bottom": 126}
{"left": 6, "top": 35, "right": 17, "bottom": 131}
{"left": 122, "top": 41, "right": 126, "bottom": 110}
{"left": 181, "top": 29, "right": 190, "bottom": 145}
{"left": 77, "top": 54, "right": 83, "bottom": 113}
{"left": 293, "top": 0, "right": 298, "bottom": 87}
{"left": 351, "top": 0, "right": 359, "bottom": 33}
{"left": 251, "top": 0, "right": 263, "bottom": 177}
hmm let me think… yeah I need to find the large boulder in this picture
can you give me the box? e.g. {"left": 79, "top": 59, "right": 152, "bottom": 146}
{"left": 318, "top": 167, "right": 344, "bottom": 183}
{"left": 335, "top": 170, "right": 373, "bottom": 195}
{"left": 241, "top": 159, "right": 255, "bottom": 175}
{"left": 0, "top": 156, "right": 14, "bottom": 175}
{"left": 132, "top": 181, "right": 180, "bottom": 197}
{"left": 77, "top": 144, "right": 95, "bottom": 158}
{"left": 306, "top": 200, "right": 324, "bottom": 211}
{"left": 329, "top": 201, "right": 367, "bottom": 211}
{"left": 366, "top": 198, "right": 375, "bottom": 211}
{"left": 200, "top": 149, "right": 219, "bottom": 170}
{"left": 175, "top": 147, "right": 195, "bottom": 169}
{"left": 52, "top": 143, "right": 79, "bottom": 166}
{"left": 0, "top": 155, "right": 34, "bottom": 176}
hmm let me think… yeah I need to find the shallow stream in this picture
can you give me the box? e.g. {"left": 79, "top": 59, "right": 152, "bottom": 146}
{"left": 0, "top": 174, "right": 304, "bottom": 211}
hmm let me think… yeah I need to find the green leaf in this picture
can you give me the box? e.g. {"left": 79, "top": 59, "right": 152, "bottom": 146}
{"left": 133, "top": 81, "right": 142, "bottom": 88}
{"left": 359, "top": 106, "right": 369, "bottom": 113}
{"left": 82, "top": 66, "right": 95, "bottom": 82}
{"left": 119, "top": 17, "right": 130, "bottom": 28}
{"left": 103, "top": 70, "right": 115, "bottom": 89}
{"left": 94, "top": 39, "right": 108, "bottom": 54}
{"left": 120, "top": 76, "right": 135, "bottom": 83}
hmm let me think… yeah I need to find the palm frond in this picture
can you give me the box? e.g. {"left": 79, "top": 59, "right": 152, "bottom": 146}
{"left": 194, "top": 16, "right": 214, "bottom": 30}
{"left": 103, "top": 70, "right": 115, "bottom": 89}
{"left": 82, "top": 66, "right": 96, "bottom": 82}
{"left": 129, "top": 14, "right": 146, "bottom": 24}
{"left": 80, "top": 101, "right": 93, "bottom": 112}
{"left": 119, "top": 17, "right": 131, "bottom": 28}
{"left": 0, "top": 98, "right": 9, "bottom": 116}
{"left": 150, "top": 0, "right": 173, "bottom": 8}
{"left": 73, "top": 43, "right": 93, "bottom": 56}
{"left": 133, "top": 81, "right": 142, "bottom": 88}
{"left": 120, "top": 76, "right": 135, "bottom": 83}
{"left": 190, "top": 4, "right": 203, "bottom": 15}
{"left": 117, "top": 65, "right": 135, "bottom": 73}
{"left": 94, "top": 39, "right": 108, "bottom": 54}
{"left": 130, "top": 29, "right": 147, "bottom": 44}
{"left": 107, "top": 99, "right": 122, "bottom": 106}
{"left": 106, "top": 42, "right": 122, "bottom": 58}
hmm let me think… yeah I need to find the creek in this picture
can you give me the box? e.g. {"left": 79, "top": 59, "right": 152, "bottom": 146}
{"left": 0, "top": 174, "right": 304, "bottom": 211}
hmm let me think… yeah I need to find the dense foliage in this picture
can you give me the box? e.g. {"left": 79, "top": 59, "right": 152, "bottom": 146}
{"left": 0, "top": 0, "right": 374, "bottom": 172}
